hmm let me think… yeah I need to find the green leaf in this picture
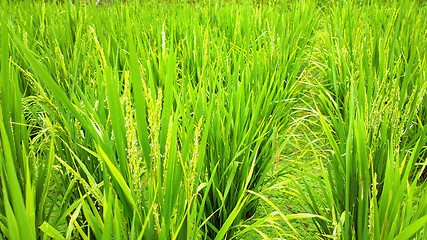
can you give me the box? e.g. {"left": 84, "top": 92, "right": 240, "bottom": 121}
{"left": 39, "top": 222, "right": 66, "bottom": 240}
{"left": 393, "top": 215, "right": 427, "bottom": 240}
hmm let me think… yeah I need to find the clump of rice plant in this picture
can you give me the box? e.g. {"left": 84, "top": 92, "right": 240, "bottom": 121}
{"left": 292, "top": 0, "right": 427, "bottom": 239}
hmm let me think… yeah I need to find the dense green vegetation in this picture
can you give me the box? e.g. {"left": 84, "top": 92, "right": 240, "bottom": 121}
{"left": 0, "top": 0, "right": 426, "bottom": 239}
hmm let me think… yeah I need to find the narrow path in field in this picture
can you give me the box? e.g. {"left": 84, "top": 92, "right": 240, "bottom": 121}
{"left": 241, "top": 103, "right": 328, "bottom": 239}
{"left": 240, "top": 19, "right": 331, "bottom": 238}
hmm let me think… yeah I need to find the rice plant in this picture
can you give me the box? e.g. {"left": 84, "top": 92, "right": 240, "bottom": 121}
{"left": 292, "top": 0, "right": 427, "bottom": 239}
{"left": 1, "top": 0, "right": 426, "bottom": 240}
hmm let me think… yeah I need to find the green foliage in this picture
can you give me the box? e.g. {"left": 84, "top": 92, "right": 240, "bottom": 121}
{"left": 292, "top": 0, "right": 427, "bottom": 239}
{"left": 1, "top": 0, "right": 317, "bottom": 239}
{"left": 0, "top": 0, "right": 426, "bottom": 239}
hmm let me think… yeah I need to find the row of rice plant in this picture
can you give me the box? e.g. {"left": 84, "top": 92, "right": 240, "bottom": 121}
{"left": 1, "top": 0, "right": 319, "bottom": 239}
{"left": 292, "top": 0, "right": 427, "bottom": 239}
{"left": 1, "top": 0, "right": 426, "bottom": 239}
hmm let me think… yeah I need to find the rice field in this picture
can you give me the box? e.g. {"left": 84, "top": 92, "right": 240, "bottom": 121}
{"left": 0, "top": 0, "right": 426, "bottom": 239}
